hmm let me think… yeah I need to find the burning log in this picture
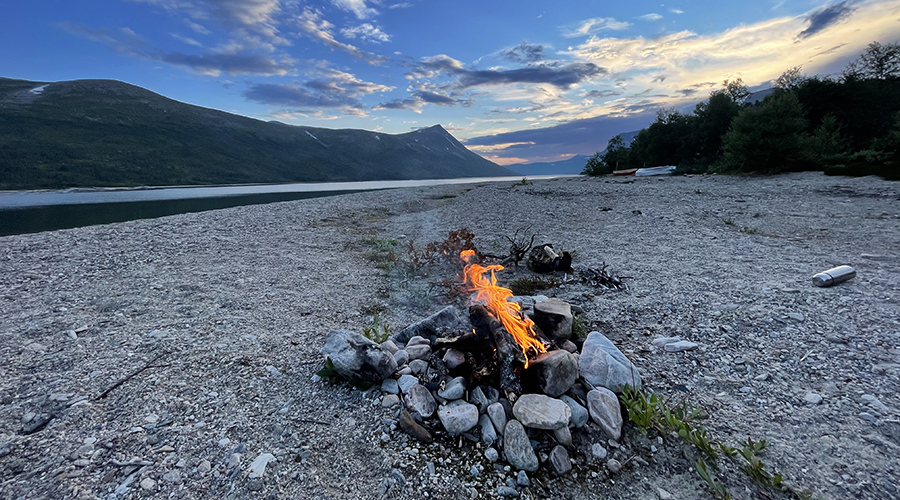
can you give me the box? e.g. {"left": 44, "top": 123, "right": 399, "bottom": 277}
{"left": 470, "top": 305, "right": 523, "bottom": 395}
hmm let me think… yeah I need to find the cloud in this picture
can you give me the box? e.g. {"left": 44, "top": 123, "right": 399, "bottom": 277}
{"left": 243, "top": 69, "right": 392, "bottom": 114}
{"left": 500, "top": 42, "right": 547, "bottom": 64}
{"left": 295, "top": 9, "right": 388, "bottom": 64}
{"left": 583, "top": 89, "right": 622, "bottom": 98}
{"left": 388, "top": 2, "right": 414, "bottom": 8}
{"left": 562, "top": 17, "right": 631, "bottom": 38}
{"left": 171, "top": 33, "right": 204, "bottom": 47}
{"left": 374, "top": 97, "right": 425, "bottom": 113}
{"left": 408, "top": 54, "right": 605, "bottom": 90}
{"left": 159, "top": 51, "right": 292, "bottom": 75}
{"left": 374, "top": 88, "right": 472, "bottom": 113}
{"left": 638, "top": 13, "right": 664, "bottom": 21}
{"left": 187, "top": 20, "right": 211, "bottom": 35}
{"left": 340, "top": 23, "right": 391, "bottom": 43}
{"left": 330, "top": 0, "right": 379, "bottom": 19}
{"left": 130, "top": 0, "right": 287, "bottom": 45}
{"left": 62, "top": 22, "right": 291, "bottom": 76}
{"left": 797, "top": 1, "right": 856, "bottom": 39}
{"left": 670, "top": 8, "right": 684, "bottom": 14}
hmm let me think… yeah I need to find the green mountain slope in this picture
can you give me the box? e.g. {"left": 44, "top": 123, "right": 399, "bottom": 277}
{"left": 0, "top": 78, "right": 513, "bottom": 189}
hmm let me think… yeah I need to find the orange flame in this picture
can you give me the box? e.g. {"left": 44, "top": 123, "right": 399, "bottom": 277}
{"left": 460, "top": 249, "right": 546, "bottom": 364}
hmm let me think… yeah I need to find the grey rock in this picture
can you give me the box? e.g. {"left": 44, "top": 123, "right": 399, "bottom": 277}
{"left": 861, "top": 394, "right": 890, "bottom": 414}
{"left": 390, "top": 306, "right": 466, "bottom": 345}
{"left": 393, "top": 349, "right": 409, "bottom": 366}
{"left": 479, "top": 414, "right": 497, "bottom": 447}
{"left": 561, "top": 340, "right": 577, "bottom": 353}
{"left": 553, "top": 426, "right": 572, "bottom": 447}
{"left": 591, "top": 443, "right": 608, "bottom": 460}
{"left": 197, "top": 460, "right": 211, "bottom": 474}
{"left": 264, "top": 365, "right": 281, "bottom": 377}
{"left": 497, "top": 486, "right": 519, "bottom": 497}
{"left": 380, "top": 340, "right": 399, "bottom": 354}
{"left": 533, "top": 298, "right": 573, "bottom": 341}
{"left": 657, "top": 487, "right": 674, "bottom": 500}
{"left": 512, "top": 394, "right": 571, "bottom": 430}
{"left": 437, "top": 400, "right": 479, "bottom": 436}
{"left": 139, "top": 478, "right": 156, "bottom": 491}
{"left": 529, "top": 350, "right": 578, "bottom": 397}
{"left": 406, "top": 344, "right": 432, "bottom": 361}
{"left": 470, "top": 386, "right": 499, "bottom": 413}
{"left": 664, "top": 340, "right": 698, "bottom": 352}
{"left": 438, "top": 376, "right": 466, "bottom": 400}
{"left": 517, "top": 470, "right": 530, "bottom": 487}
{"left": 579, "top": 332, "right": 642, "bottom": 392}
{"left": 560, "top": 395, "right": 589, "bottom": 428}
{"left": 381, "top": 378, "right": 399, "bottom": 394}
{"left": 651, "top": 336, "right": 681, "bottom": 347}
{"left": 405, "top": 384, "right": 437, "bottom": 418}
{"left": 787, "top": 312, "right": 805, "bottom": 322}
{"left": 504, "top": 420, "right": 538, "bottom": 472}
{"left": 162, "top": 470, "right": 182, "bottom": 483}
{"left": 66, "top": 330, "right": 78, "bottom": 340}
{"left": 804, "top": 393, "right": 823, "bottom": 405}
{"left": 587, "top": 388, "right": 623, "bottom": 440}
{"left": 0, "top": 443, "right": 10, "bottom": 458}
{"left": 549, "top": 445, "right": 572, "bottom": 475}
{"left": 470, "top": 465, "right": 480, "bottom": 476}
{"left": 382, "top": 394, "right": 400, "bottom": 408}
{"left": 487, "top": 402, "right": 508, "bottom": 436}
{"left": 443, "top": 348, "right": 466, "bottom": 369}
{"left": 398, "top": 374, "right": 418, "bottom": 393}
{"left": 606, "top": 458, "right": 622, "bottom": 473}
{"left": 485, "top": 447, "right": 499, "bottom": 463}
{"left": 407, "top": 335, "right": 431, "bottom": 347}
{"left": 246, "top": 479, "right": 263, "bottom": 491}
{"left": 408, "top": 359, "right": 429, "bottom": 375}
{"left": 860, "top": 412, "right": 877, "bottom": 423}
{"left": 396, "top": 366, "right": 412, "bottom": 376}
{"left": 320, "top": 330, "right": 398, "bottom": 383}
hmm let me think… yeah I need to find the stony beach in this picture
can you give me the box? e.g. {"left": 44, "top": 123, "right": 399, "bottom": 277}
{"left": 1, "top": 171, "right": 898, "bottom": 500}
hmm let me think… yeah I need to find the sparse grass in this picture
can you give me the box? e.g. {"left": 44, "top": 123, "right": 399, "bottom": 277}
{"left": 508, "top": 276, "right": 559, "bottom": 295}
{"left": 620, "top": 386, "right": 814, "bottom": 500}
{"left": 740, "top": 226, "right": 759, "bottom": 234}
{"left": 363, "top": 237, "right": 400, "bottom": 271}
{"left": 426, "top": 193, "right": 457, "bottom": 199}
{"left": 571, "top": 315, "right": 588, "bottom": 340}
{"left": 512, "top": 177, "right": 532, "bottom": 186}
{"left": 362, "top": 313, "right": 390, "bottom": 343}
{"left": 722, "top": 218, "right": 736, "bottom": 226}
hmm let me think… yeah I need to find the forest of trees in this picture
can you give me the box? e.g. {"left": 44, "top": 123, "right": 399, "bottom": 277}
{"left": 583, "top": 41, "right": 900, "bottom": 180}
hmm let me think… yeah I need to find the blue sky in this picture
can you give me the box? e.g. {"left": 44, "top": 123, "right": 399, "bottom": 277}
{"left": 3, "top": 1, "right": 899, "bottom": 164}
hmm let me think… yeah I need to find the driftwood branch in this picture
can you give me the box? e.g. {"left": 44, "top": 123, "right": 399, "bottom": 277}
{"left": 469, "top": 305, "right": 523, "bottom": 394}
{"left": 505, "top": 227, "right": 536, "bottom": 267}
{"left": 95, "top": 351, "right": 167, "bottom": 400}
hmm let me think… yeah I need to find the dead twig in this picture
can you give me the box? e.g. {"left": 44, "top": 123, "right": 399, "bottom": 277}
{"left": 95, "top": 351, "right": 168, "bottom": 400}
{"left": 506, "top": 227, "right": 536, "bottom": 267}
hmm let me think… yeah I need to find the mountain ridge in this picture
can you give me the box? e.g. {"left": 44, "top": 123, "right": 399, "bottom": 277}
{"left": 0, "top": 77, "right": 513, "bottom": 189}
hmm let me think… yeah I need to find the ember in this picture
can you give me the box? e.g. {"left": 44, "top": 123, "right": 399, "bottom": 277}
{"left": 459, "top": 250, "right": 546, "bottom": 365}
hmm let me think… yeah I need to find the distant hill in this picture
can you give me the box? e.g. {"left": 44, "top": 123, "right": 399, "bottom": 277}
{"left": 0, "top": 78, "right": 513, "bottom": 190}
{"left": 506, "top": 155, "right": 588, "bottom": 176}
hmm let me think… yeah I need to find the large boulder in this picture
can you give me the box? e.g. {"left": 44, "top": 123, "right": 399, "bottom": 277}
{"left": 579, "top": 332, "right": 641, "bottom": 392}
{"left": 390, "top": 306, "right": 467, "bottom": 345}
{"left": 321, "top": 330, "right": 398, "bottom": 383}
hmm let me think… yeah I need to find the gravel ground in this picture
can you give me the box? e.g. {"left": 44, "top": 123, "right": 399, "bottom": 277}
{"left": 0, "top": 172, "right": 898, "bottom": 500}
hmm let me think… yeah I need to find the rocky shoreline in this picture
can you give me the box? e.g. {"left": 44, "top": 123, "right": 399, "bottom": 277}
{"left": 0, "top": 172, "right": 898, "bottom": 499}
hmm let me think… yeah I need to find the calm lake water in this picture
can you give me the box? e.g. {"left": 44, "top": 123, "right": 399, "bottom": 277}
{"left": 0, "top": 175, "right": 575, "bottom": 236}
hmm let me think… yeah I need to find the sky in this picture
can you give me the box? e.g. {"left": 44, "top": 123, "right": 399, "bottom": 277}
{"left": 2, "top": 1, "right": 900, "bottom": 165}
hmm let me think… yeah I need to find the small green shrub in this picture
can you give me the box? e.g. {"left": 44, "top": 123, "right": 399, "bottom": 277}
{"left": 362, "top": 313, "right": 390, "bottom": 343}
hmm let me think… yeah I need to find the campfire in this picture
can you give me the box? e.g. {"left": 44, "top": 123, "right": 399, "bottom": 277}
{"left": 320, "top": 244, "right": 641, "bottom": 481}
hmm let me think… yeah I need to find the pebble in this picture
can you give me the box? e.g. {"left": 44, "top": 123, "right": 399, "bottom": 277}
{"left": 66, "top": 330, "right": 78, "bottom": 340}
{"left": 591, "top": 443, "right": 608, "bottom": 460}
{"left": 197, "top": 460, "right": 211, "bottom": 474}
{"left": 162, "top": 470, "right": 181, "bottom": 483}
{"left": 606, "top": 458, "right": 622, "bottom": 473}
{"left": 497, "top": 486, "right": 518, "bottom": 497}
{"left": 657, "top": 487, "right": 674, "bottom": 499}
{"left": 549, "top": 445, "right": 572, "bottom": 475}
{"left": 469, "top": 465, "right": 480, "bottom": 476}
{"left": 437, "top": 376, "right": 466, "bottom": 400}
{"left": 503, "top": 420, "right": 538, "bottom": 472}
{"left": 487, "top": 402, "right": 508, "bottom": 436}
{"left": 393, "top": 350, "right": 410, "bottom": 367}
{"left": 405, "top": 384, "right": 437, "bottom": 418}
{"left": 512, "top": 394, "right": 571, "bottom": 430}
{"left": 860, "top": 412, "right": 877, "bottom": 423}
{"left": 443, "top": 348, "right": 466, "bottom": 369}
{"left": 139, "top": 478, "right": 156, "bottom": 491}
{"left": 787, "top": 312, "right": 805, "bottom": 322}
{"left": 264, "top": 365, "right": 281, "bottom": 377}
{"left": 479, "top": 414, "right": 498, "bottom": 447}
{"left": 553, "top": 425, "right": 573, "bottom": 447}
{"left": 381, "top": 378, "right": 399, "bottom": 394}
{"left": 485, "top": 447, "right": 499, "bottom": 462}
{"left": 218, "top": 438, "right": 231, "bottom": 447}
{"left": 586, "top": 388, "right": 623, "bottom": 440}
{"left": 408, "top": 359, "right": 429, "bottom": 375}
{"left": 651, "top": 336, "right": 680, "bottom": 347}
{"left": 517, "top": 470, "right": 530, "bottom": 487}
{"left": 804, "top": 393, "right": 823, "bottom": 405}
{"left": 437, "top": 400, "right": 479, "bottom": 436}
{"left": 664, "top": 340, "right": 698, "bottom": 352}
{"left": 382, "top": 394, "right": 400, "bottom": 408}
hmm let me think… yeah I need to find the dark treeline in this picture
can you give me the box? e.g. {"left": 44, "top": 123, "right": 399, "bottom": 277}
{"left": 583, "top": 41, "right": 900, "bottom": 180}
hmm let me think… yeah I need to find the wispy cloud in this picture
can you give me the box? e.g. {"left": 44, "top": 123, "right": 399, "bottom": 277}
{"left": 244, "top": 68, "right": 392, "bottom": 115}
{"left": 670, "top": 8, "right": 684, "bottom": 14}
{"left": 407, "top": 54, "right": 605, "bottom": 90}
{"left": 500, "top": 42, "right": 548, "bottom": 64}
{"left": 638, "top": 13, "right": 663, "bottom": 21}
{"left": 797, "top": 1, "right": 856, "bottom": 39}
{"left": 61, "top": 22, "right": 292, "bottom": 76}
{"left": 294, "top": 9, "right": 388, "bottom": 64}
{"left": 171, "top": 33, "right": 204, "bottom": 47}
{"left": 562, "top": 17, "right": 631, "bottom": 38}
{"left": 340, "top": 23, "right": 391, "bottom": 43}
{"left": 330, "top": 0, "right": 379, "bottom": 19}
